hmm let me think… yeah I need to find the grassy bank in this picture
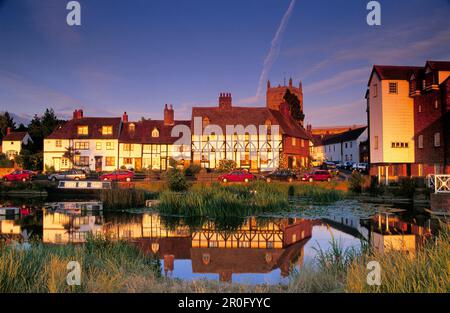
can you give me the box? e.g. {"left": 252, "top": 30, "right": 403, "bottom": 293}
{"left": 156, "top": 181, "right": 346, "bottom": 218}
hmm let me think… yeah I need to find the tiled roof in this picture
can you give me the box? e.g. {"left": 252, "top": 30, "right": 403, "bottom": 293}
{"left": 370, "top": 65, "right": 422, "bottom": 84}
{"left": 119, "top": 120, "right": 191, "bottom": 144}
{"left": 191, "top": 106, "right": 311, "bottom": 140}
{"left": 321, "top": 126, "right": 367, "bottom": 146}
{"left": 2, "top": 132, "right": 28, "bottom": 141}
{"left": 426, "top": 61, "right": 450, "bottom": 71}
{"left": 47, "top": 117, "right": 122, "bottom": 140}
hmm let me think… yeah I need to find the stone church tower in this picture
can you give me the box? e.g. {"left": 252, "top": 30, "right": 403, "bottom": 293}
{"left": 266, "top": 78, "right": 303, "bottom": 113}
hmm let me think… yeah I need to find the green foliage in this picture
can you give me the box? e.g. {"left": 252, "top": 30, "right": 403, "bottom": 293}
{"left": 99, "top": 188, "right": 150, "bottom": 210}
{"left": 349, "top": 171, "right": 364, "bottom": 193}
{"left": 0, "top": 111, "right": 16, "bottom": 141}
{"left": 184, "top": 163, "right": 202, "bottom": 177}
{"left": 27, "top": 108, "right": 63, "bottom": 153}
{"left": 167, "top": 169, "right": 189, "bottom": 192}
{"left": 217, "top": 159, "right": 237, "bottom": 173}
{"left": 14, "top": 149, "right": 43, "bottom": 171}
{"left": 284, "top": 89, "right": 305, "bottom": 122}
{"left": 0, "top": 153, "right": 14, "bottom": 168}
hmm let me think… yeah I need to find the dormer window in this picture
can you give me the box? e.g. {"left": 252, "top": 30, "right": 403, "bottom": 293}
{"left": 77, "top": 126, "right": 88, "bottom": 135}
{"left": 129, "top": 123, "right": 136, "bottom": 133}
{"left": 389, "top": 82, "right": 398, "bottom": 94}
{"left": 152, "top": 127, "right": 159, "bottom": 138}
{"left": 203, "top": 117, "right": 210, "bottom": 126}
{"left": 102, "top": 126, "right": 113, "bottom": 135}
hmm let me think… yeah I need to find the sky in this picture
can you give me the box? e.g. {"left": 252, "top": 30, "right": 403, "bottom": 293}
{"left": 0, "top": 0, "right": 449, "bottom": 126}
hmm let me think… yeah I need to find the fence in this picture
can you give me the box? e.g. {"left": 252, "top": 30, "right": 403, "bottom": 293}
{"left": 427, "top": 175, "right": 450, "bottom": 194}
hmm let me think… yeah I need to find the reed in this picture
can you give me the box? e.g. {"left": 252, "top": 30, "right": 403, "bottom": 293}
{"left": 99, "top": 188, "right": 154, "bottom": 210}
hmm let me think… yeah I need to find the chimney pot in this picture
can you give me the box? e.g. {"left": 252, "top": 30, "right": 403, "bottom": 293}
{"left": 6, "top": 127, "right": 12, "bottom": 135}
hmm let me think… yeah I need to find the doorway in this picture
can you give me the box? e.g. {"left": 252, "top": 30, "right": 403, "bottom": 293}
{"left": 95, "top": 156, "right": 103, "bottom": 172}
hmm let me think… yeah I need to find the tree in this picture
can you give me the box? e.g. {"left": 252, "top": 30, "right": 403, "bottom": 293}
{"left": 63, "top": 146, "right": 80, "bottom": 169}
{"left": 27, "top": 108, "right": 63, "bottom": 153}
{"left": 284, "top": 90, "right": 305, "bottom": 123}
{"left": 0, "top": 111, "right": 16, "bottom": 141}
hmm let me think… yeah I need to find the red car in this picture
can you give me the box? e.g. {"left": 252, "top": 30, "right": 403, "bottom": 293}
{"left": 100, "top": 170, "right": 134, "bottom": 182}
{"left": 3, "top": 170, "right": 35, "bottom": 182}
{"left": 301, "top": 170, "right": 332, "bottom": 182}
{"left": 218, "top": 170, "right": 255, "bottom": 183}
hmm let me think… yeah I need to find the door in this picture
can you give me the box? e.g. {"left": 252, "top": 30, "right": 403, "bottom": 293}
{"left": 95, "top": 156, "right": 102, "bottom": 172}
{"left": 134, "top": 158, "right": 142, "bottom": 171}
{"left": 53, "top": 158, "right": 61, "bottom": 171}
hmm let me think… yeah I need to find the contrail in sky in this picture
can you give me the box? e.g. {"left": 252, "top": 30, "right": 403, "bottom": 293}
{"left": 255, "top": 0, "right": 296, "bottom": 100}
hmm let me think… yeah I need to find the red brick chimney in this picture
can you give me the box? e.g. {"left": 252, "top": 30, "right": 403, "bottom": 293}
{"left": 164, "top": 104, "right": 174, "bottom": 126}
{"left": 219, "top": 93, "right": 232, "bottom": 109}
{"left": 122, "top": 112, "right": 128, "bottom": 123}
{"left": 6, "top": 127, "right": 12, "bottom": 135}
{"left": 73, "top": 109, "right": 84, "bottom": 119}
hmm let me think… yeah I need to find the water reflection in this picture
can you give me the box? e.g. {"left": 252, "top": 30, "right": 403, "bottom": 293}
{"left": 0, "top": 200, "right": 444, "bottom": 285}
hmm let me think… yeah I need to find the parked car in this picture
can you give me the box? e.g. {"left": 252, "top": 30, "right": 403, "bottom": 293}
{"left": 99, "top": 170, "right": 134, "bottom": 182}
{"left": 3, "top": 170, "right": 35, "bottom": 182}
{"left": 218, "top": 170, "right": 255, "bottom": 183}
{"left": 48, "top": 169, "right": 86, "bottom": 182}
{"left": 353, "top": 163, "right": 368, "bottom": 173}
{"left": 301, "top": 170, "right": 332, "bottom": 182}
{"left": 343, "top": 161, "right": 355, "bottom": 171}
{"left": 264, "top": 169, "right": 297, "bottom": 182}
{"left": 320, "top": 162, "right": 340, "bottom": 175}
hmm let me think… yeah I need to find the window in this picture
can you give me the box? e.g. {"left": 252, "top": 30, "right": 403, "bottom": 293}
{"left": 434, "top": 100, "right": 439, "bottom": 109}
{"left": 74, "top": 156, "right": 89, "bottom": 166}
{"left": 391, "top": 142, "right": 409, "bottom": 149}
{"left": 434, "top": 133, "right": 441, "bottom": 147}
{"left": 418, "top": 105, "right": 422, "bottom": 113}
{"left": 345, "top": 143, "right": 348, "bottom": 149}
{"left": 203, "top": 117, "right": 210, "bottom": 126}
{"left": 418, "top": 135, "right": 424, "bottom": 149}
{"left": 152, "top": 128, "right": 159, "bottom": 138}
{"left": 422, "top": 80, "right": 426, "bottom": 90}
{"left": 105, "top": 157, "right": 115, "bottom": 167}
{"left": 106, "top": 142, "right": 114, "bottom": 150}
{"left": 77, "top": 126, "right": 88, "bottom": 135}
{"left": 301, "top": 139, "right": 305, "bottom": 148}
{"left": 372, "top": 84, "right": 378, "bottom": 97}
{"left": 96, "top": 142, "right": 102, "bottom": 150}
{"left": 123, "top": 144, "right": 133, "bottom": 151}
{"left": 389, "top": 82, "right": 398, "bottom": 94}
{"left": 75, "top": 142, "right": 89, "bottom": 150}
{"left": 61, "top": 158, "right": 69, "bottom": 167}
{"left": 123, "top": 158, "right": 133, "bottom": 165}
{"left": 56, "top": 140, "right": 62, "bottom": 148}
{"left": 292, "top": 137, "right": 296, "bottom": 146}
{"left": 374, "top": 136, "right": 379, "bottom": 150}
{"left": 128, "top": 123, "right": 135, "bottom": 133}
{"left": 102, "top": 126, "right": 113, "bottom": 135}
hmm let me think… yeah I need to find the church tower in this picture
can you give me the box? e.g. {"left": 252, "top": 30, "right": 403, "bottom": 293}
{"left": 266, "top": 78, "right": 304, "bottom": 125}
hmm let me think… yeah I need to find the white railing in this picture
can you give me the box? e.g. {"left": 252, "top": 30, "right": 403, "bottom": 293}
{"left": 428, "top": 175, "right": 450, "bottom": 194}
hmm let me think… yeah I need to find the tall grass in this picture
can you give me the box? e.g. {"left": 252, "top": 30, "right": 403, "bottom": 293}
{"left": 99, "top": 188, "right": 154, "bottom": 210}
{"left": 0, "top": 236, "right": 160, "bottom": 293}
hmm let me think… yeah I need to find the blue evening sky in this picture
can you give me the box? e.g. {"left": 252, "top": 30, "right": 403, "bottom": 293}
{"left": 0, "top": 0, "right": 449, "bottom": 126}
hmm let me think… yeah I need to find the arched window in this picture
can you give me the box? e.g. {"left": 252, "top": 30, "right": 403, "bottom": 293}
{"left": 129, "top": 123, "right": 135, "bottom": 133}
{"left": 152, "top": 127, "right": 159, "bottom": 138}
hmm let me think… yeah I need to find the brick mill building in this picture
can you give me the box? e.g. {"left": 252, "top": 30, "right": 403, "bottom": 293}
{"left": 366, "top": 60, "right": 450, "bottom": 183}
{"left": 44, "top": 79, "right": 311, "bottom": 172}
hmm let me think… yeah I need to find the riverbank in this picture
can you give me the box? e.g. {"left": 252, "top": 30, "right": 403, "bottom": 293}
{"left": 1, "top": 226, "right": 448, "bottom": 293}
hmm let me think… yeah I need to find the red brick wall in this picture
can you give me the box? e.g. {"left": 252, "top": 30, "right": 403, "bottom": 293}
{"left": 283, "top": 136, "right": 309, "bottom": 163}
{"left": 414, "top": 90, "right": 445, "bottom": 165}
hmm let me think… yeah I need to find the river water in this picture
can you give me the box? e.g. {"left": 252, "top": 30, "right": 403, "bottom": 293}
{"left": 0, "top": 198, "right": 443, "bottom": 285}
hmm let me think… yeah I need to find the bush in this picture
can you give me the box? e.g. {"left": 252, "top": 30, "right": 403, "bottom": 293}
{"left": 217, "top": 159, "right": 236, "bottom": 173}
{"left": 0, "top": 153, "right": 14, "bottom": 168}
{"left": 349, "top": 171, "right": 364, "bottom": 193}
{"left": 184, "top": 163, "right": 201, "bottom": 177}
{"left": 167, "top": 169, "right": 189, "bottom": 192}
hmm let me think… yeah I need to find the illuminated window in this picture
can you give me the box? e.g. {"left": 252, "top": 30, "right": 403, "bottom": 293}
{"left": 123, "top": 158, "right": 133, "bottom": 165}
{"left": 74, "top": 156, "right": 89, "bottom": 166}
{"left": 418, "top": 105, "right": 422, "bottom": 113}
{"left": 152, "top": 128, "right": 159, "bottom": 138}
{"left": 292, "top": 137, "right": 296, "bottom": 146}
{"left": 106, "top": 142, "right": 114, "bottom": 150}
{"left": 96, "top": 142, "right": 102, "bottom": 150}
{"left": 123, "top": 144, "right": 133, "bottom": 151}
{"left": 129, "top": 123, "right": 135, "bottom": 132}
{"left": 77, "top": 126, "right": 88, "bottom": 135}
{"left": 203, "top": 117, "right": 210, "bottom": 126}
{"left": 102, "top": 126, "right": 113, "bottom": 135}
{"left": 75, "top": 142, "right": 89, "bottom": 150}
{"left": 56, "top": 140, "right": 62, "bottom": 148}
{"left": 105, "top": 157, "right": 115, "bottom": 167}
{"left": 374, "top": 136, "right": 379, "bottom": 150}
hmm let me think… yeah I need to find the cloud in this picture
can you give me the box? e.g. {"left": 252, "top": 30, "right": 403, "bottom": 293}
{"left": 255, "top": 0, "right": 296, "bottom": 100}
{"left": 306, "top": 99, "right": 367, "bottom": 126}
{"left": 303, "top": 67, "right": 370, "bottom": 95}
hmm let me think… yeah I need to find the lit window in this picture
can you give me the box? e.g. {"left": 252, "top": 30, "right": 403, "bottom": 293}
{"left": 389, "top": 82, "right": 398, "bottom": 94}
{"left": 106, "top": 142, "right": 114, "bottom": 150}
{"left": 74, "top": 156, "right": 89, "bottom": 166}
{"left": 123, "top": 158, "right": 133, "bottom": 165}
{"left": 418, "top": 135, "right": 424, "bottom": 149}
{"left": 434, "top": 133, "right": 441, "bottom": 147}
{"left": 105, "top": 157, "right": 115, "bottom": 167}
{"left": 96, "top": 142, "right": 102, "bottom": 150}
{"left": 102, "top": 126, "right": 113, "bottom": 135}
{"left": 56, "top": 140, "right": 62, "bottom": 148}
{"left": 77, "top": 126, "right": 88, "bottom": 135}
{"left": 203, "top": 117, "right": 210, "bottom": 126}
{"left": 123, "top": 144, "right": 133, "bottom": 151}
{"left": 292, "top": 137, "right": 296, "bottom": 146}
{"left": 418, "top": 105, "right": 422, "bottom": 113}
{"left": 152, "top": 128, "right": 159, "bottom": 138}
{"left": 374, "top": 136, "right": 379, "bottom": 150}
{"left": 75, "top": 142, "right": 89, "bottom": 150}
{"left": 129, "top": 123, "right": 135, "bottom": 132}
